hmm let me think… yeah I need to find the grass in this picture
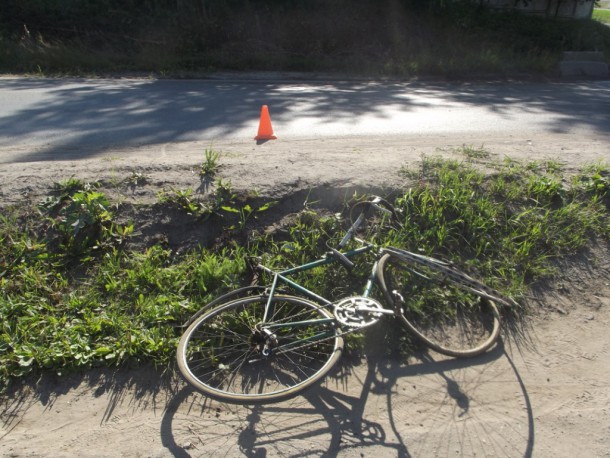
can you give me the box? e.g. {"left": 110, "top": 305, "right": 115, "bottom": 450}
{"left": 398, "top": 156, "right": 608, "bottom": 292}
{"left": 1, "top": 155, "right": 609, "bottom": 390}
{"left": 455, "top": 144, "right": 491, "bottom": 160}
{"left": 593, "top": 9, "right": 610, "bottom": 23}
{"left": 199, "top": 148, "right": 220, "bottom": 178}
{"left": 156, "top": 187, "right": 206, "bottom": 216}
{"left": 1, "top": 2, "right": 609, "bottom": 77}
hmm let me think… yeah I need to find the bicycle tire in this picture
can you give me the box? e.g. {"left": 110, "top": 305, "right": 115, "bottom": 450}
{"left": 181, "top": 286, "right": 267, "bottom": 328}
{"left": 377, "top": 252, "right": 501, "bottom": 358}
{"left": 177, "top": 294, "right": 343, "bottom": 404}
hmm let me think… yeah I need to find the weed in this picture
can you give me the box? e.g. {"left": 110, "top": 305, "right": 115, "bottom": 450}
{"left": 157, "top": 187, "right": 207, "bottom": 217}
{"left": 395, "top": 156, "right": 609, "bottom": 294}
{"left": 199, "top": 148, "right": 220, "bottom": 178}
{"left": 125, "top": 171, "right": 150, "bottom": 187}
{"left": 577, "top": 163, "right": 610, "bottom": 199}
{"left": 156, "top": 180, "right": 253, "bottom": 222}
{"left": 458, "top": 144, "right": 490, "bottom": 160}
{"left": 222, "top": 201, "right": 276, "bottom": 231}
{"left": 1, "top": 155, "right": 609, "bottom": 389}
{"left": 52, "top": 177, "right": 87, "bottom": 195}
{"left": 39, "top": 184, "right": 133, "bottom": 258}
{"left": 211, "top": 179, "right": 237, "bottom": 211}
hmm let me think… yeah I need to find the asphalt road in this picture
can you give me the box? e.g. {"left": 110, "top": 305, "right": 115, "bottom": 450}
{"left": 0, "top": 76, "right": 609, "bottom": 163}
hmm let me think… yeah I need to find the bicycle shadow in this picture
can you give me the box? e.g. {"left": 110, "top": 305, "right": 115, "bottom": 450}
{"left": 160, "top": 338, "right": 535, "bottom": 457}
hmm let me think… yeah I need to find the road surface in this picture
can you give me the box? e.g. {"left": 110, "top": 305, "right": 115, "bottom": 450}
{"left": 0, "top": 76, "right": 609, "bottom": 164}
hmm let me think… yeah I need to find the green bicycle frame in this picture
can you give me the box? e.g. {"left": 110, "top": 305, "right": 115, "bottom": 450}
{"left": 256, "top": 244, "right": 382, "bottom": 348}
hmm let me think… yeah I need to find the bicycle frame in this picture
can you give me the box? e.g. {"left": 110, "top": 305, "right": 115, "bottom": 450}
{"left": 176, "top": 195, "right": 507, "bottom": 403}
{"left": 253, "top": 245, "right": 381, "bottom": 353}
{"left": 254, "top": 247, "right": 404, "bottom": 361}
{"left": 253, "top": 198, "right": 400, "bottom": 342}
{"left": 257, "top": 244, "right": 376, "bottom": 307}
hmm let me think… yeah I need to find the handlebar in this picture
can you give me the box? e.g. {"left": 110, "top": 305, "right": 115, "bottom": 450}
{"left": 336, "top": 196, "right": 401, "bottom": 249}
{"left": 254, "top": 196, "right": 400, "bottom": 276}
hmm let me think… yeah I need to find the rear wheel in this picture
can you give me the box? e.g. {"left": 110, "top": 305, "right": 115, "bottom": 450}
{"left": 177, "top": 295, "right": 343, "bottom": 404}
{"left": 377, "top": 253, "right": 501, "bottom": 358}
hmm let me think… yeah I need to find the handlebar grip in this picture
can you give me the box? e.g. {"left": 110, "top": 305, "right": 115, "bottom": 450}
{"left": 328, "top": 248, "right": 355, "bottom": 271}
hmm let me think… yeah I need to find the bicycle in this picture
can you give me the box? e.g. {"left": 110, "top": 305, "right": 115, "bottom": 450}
{"left": 177, "top": 196, "right": 514, "bottom": 404}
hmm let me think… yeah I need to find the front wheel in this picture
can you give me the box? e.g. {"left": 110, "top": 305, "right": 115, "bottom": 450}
{"left": 177, "top": 294, "right": 343, "bottom": 404}
{"left": 377, "top": 253, "right": 501, "bottom": 358}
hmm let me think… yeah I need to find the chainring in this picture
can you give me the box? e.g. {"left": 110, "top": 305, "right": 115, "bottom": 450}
{"left": 333, "top": 297, "right": 384, "bottom": 328}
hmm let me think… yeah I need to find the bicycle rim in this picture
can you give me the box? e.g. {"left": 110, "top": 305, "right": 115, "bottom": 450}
{"left": 177, "top": 295, "right": 343, "bottom": 404}
{"left": 377, "top": 253, "right": 501, "bottom": 358}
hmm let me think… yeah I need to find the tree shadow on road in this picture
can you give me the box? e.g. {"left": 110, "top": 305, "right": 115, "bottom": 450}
{"left": 1, "top": 78, "right": 608, "bottom": 163}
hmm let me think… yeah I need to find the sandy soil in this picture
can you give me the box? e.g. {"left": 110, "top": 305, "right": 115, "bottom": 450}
{"left": 1, "top": 132, "right": 609, "bottom": 457}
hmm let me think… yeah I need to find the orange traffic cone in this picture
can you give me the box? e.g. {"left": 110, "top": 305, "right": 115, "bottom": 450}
{"left": 254, "top": 105, "right": 277, "bottom": 141}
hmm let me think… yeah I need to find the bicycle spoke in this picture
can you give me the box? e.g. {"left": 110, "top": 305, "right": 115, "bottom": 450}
{"left": 177, "top": 295, "right": 343, "bottom": 403}
{"left": 378, "top": 252, "right": 501, "bottom": 357}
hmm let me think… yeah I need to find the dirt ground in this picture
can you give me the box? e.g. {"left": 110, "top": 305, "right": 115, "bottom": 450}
{"left": 1, "top": 132, "right": 609, "bottom": 457}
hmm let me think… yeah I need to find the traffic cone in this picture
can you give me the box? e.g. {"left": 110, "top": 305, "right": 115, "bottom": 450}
{"left": 254, "top": 105, "right": 277, "bottom": 141}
